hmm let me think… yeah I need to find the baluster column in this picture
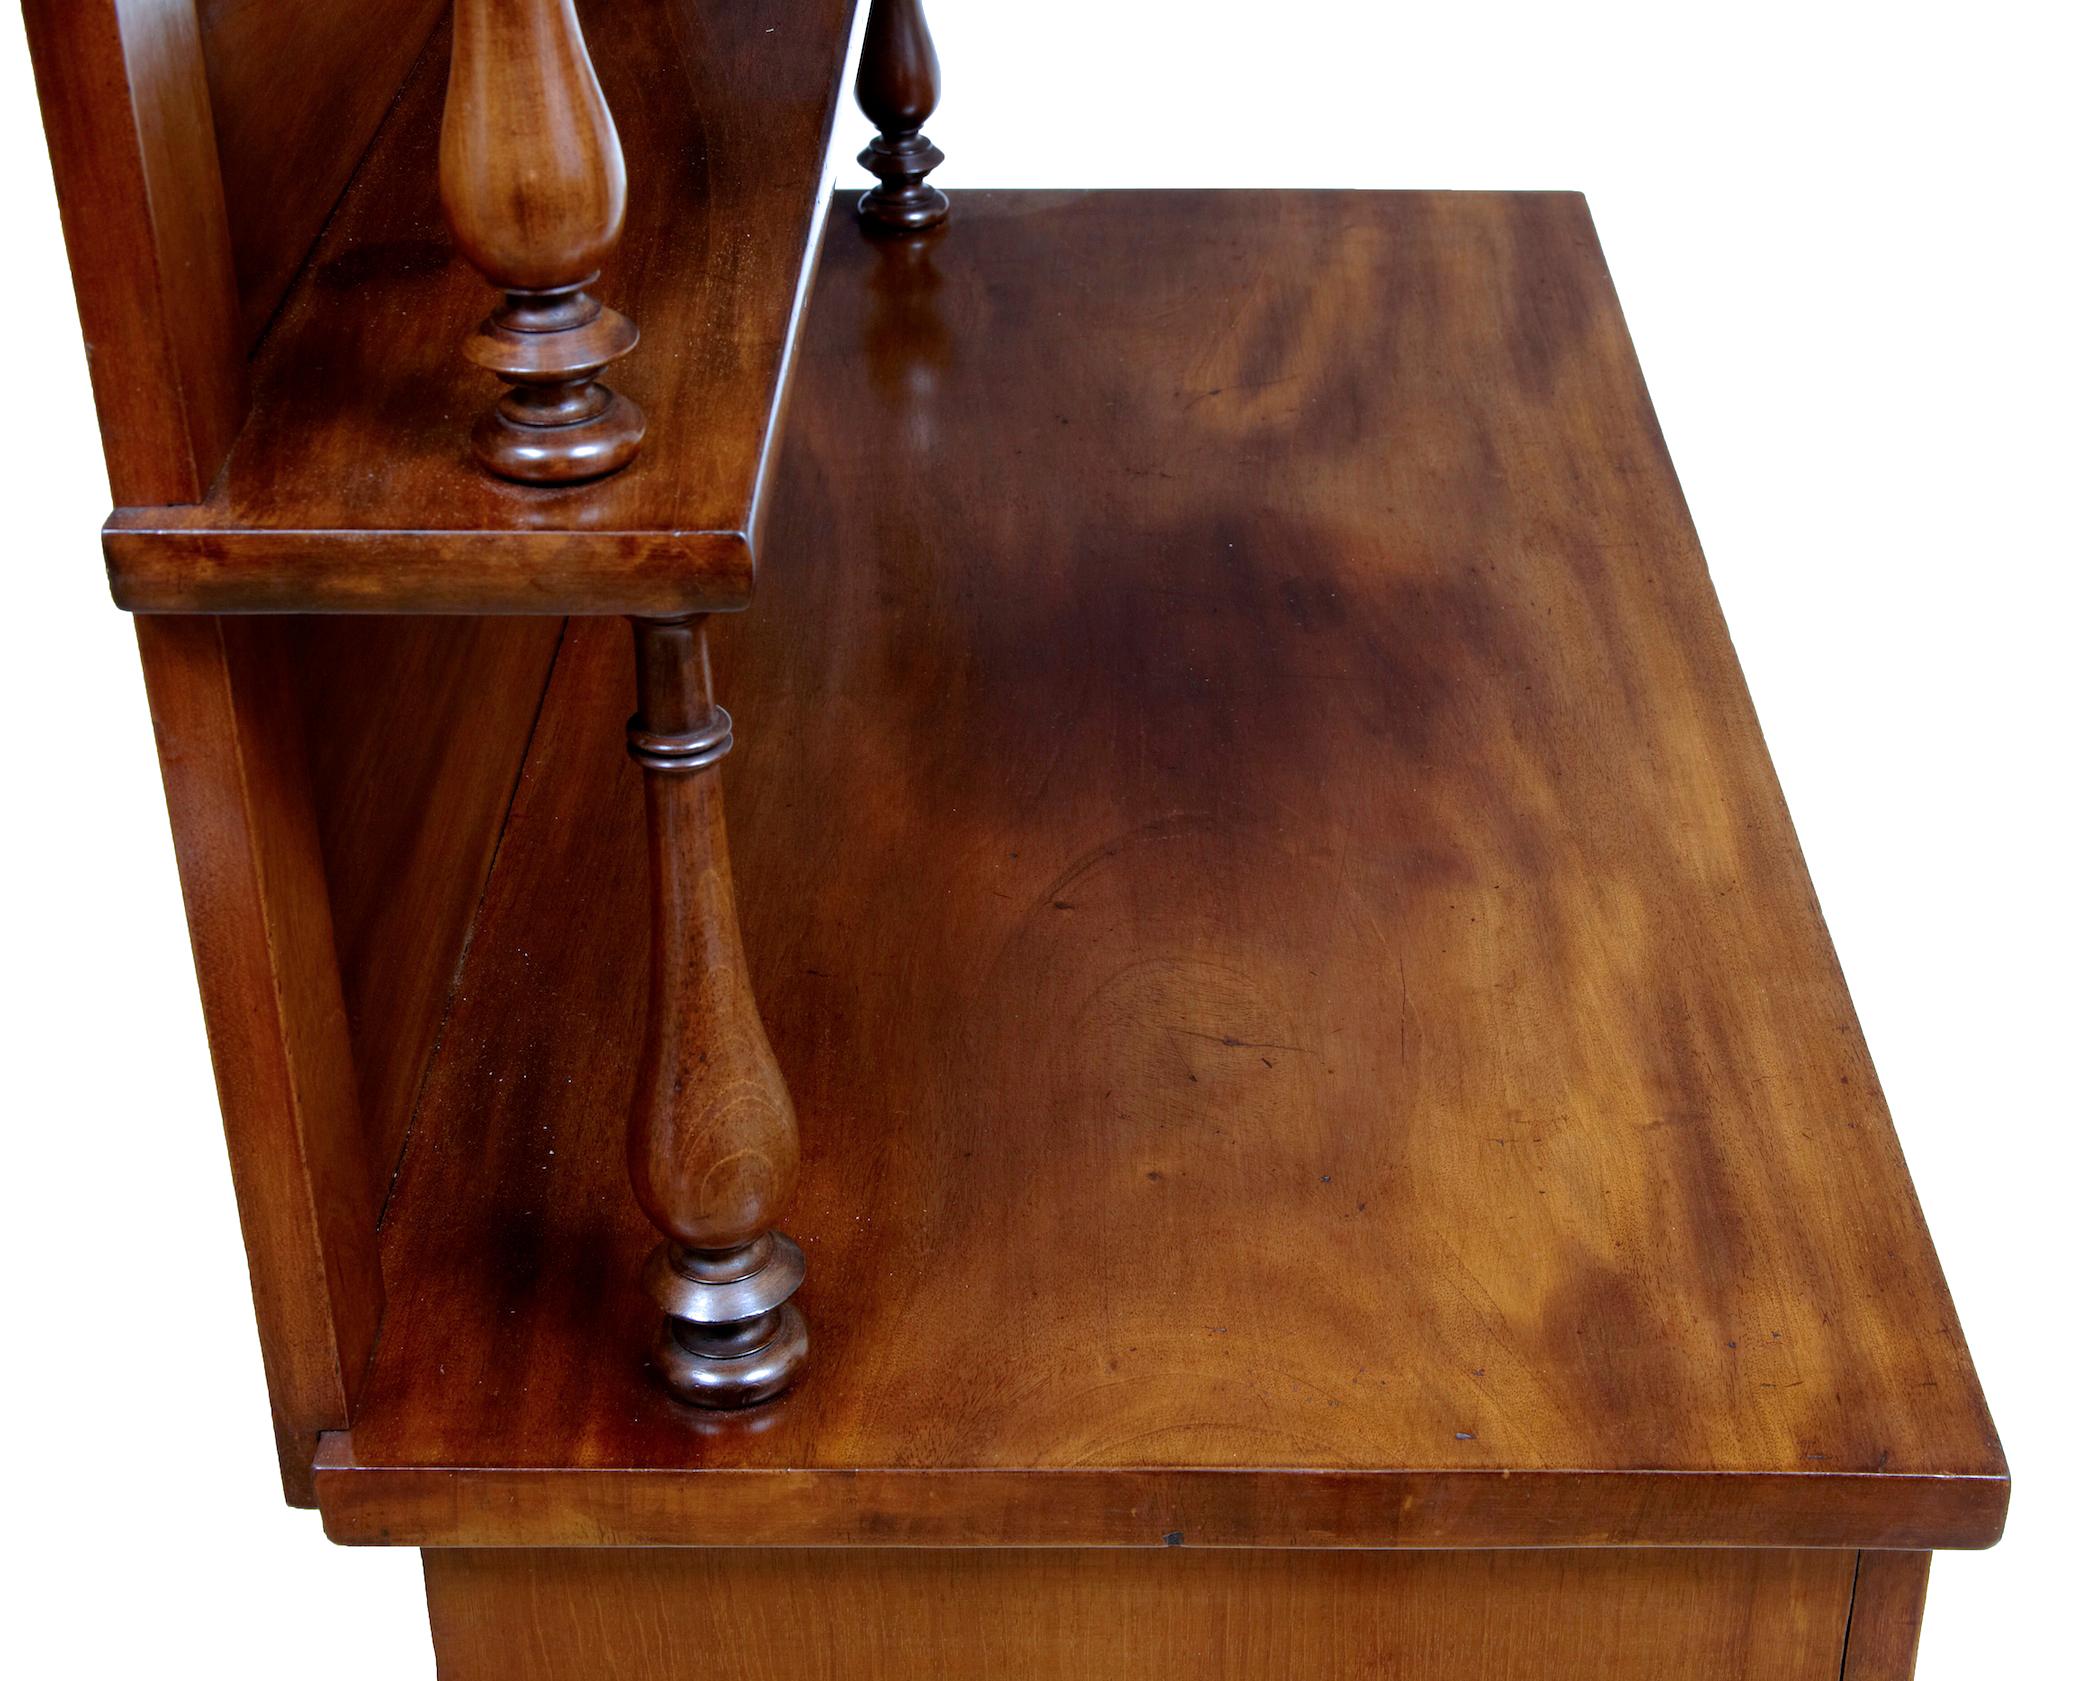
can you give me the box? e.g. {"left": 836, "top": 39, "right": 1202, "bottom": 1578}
{"left": 856, "top": 0, "right": 950, "bottom": 232}
{"left": 439, "top": 0, "right": 644, "bottom": 482}
{"left": 440, "top": 7, "right": 804, "bottom": 1406}
{"left": 627, "top": 617, "right": 808, "bottom": 1406}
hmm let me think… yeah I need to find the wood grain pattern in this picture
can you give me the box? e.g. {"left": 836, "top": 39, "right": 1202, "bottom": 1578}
{"left": 21, "top": 0, "right": 246, "bottom": 503}
{"left": 196, "top": 0, "right": 448, "bottom": 340}
{"left": 1841, "top": 1552, "right": 1932, "bottom": 1681}
{"left": 289, "top": 617, "right": 565, "bottom": 1222}
{"left": 421, "top": 1546, "right": 1860, "bottom": 1681}
{"left": 316, "top": 192, "right": 2004, "bottom": 1550}
{"left": 103, "top": 0, "right": 861, "bottom": 612}
{"left": 136, "top": 617, "right": 383, "bottom": 1504}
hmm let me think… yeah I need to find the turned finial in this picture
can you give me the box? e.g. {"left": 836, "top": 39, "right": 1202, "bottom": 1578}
{"left": 627, "top": 617, "right": 808, "bottom": 1406}
{"left": 855, "top": 0, "right": 949, "bottom": 232}
{"left": 439, "top": 0, "right": 644, "bottom": 482}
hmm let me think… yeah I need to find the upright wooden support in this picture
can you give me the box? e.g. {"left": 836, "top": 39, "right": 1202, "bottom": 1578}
{"left": 438, "top": 0, "right": 644, "bottom": 483}
{"left": 855, "top": 0, "right": 950, "bottom": 231}
{"left": 20, "top": 0, "right": 247, "bottom": 504}
{"left": 626, "top": 618, "right": 808, "bottom": 1406}
{"left": 1841, "top": 1552, "right": 1933, "bottom": 1681}
{"left": 136, "top": 617, "right": 385, "bottom": 1504}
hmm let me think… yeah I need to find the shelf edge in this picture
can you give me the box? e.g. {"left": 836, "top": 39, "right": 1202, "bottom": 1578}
{"left": 103, "top": 522, "right": 755, "bottom": 616}
{"left": 312, "top": 1439, "right": 2010, "bottom": 1551}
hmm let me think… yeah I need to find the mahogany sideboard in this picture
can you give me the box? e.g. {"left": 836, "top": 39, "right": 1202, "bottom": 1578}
{"left": 24, "top": 2, "right": 2006, "bottom": 1676}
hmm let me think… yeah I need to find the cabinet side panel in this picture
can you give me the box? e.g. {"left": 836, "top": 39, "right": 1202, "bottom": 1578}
{"left": 1841, "top": 1552, "right": 1932, "bottom": 1681}
{"left": 137, "top": 615, "right": 384, "bottom": 1503}
{"left": 424, "top": 1547, "right": 1857, "bottom": 1681}
{"left": 21, "top": 0, "right": 246, "bottom": 503}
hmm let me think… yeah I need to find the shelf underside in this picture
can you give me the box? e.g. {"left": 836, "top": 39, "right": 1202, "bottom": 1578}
{"left": 104, "top": 0, "right": 859, "bottom": 615}
{"left": 316, "top": 191, "right": 2005, "bottom": 1550}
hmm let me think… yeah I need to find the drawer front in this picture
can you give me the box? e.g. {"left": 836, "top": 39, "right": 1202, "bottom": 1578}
{"left": 425, "top": 1546, "right": 1865, "bottom": 1680}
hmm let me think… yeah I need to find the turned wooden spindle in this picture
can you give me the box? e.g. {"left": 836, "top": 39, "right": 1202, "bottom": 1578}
{"left": 439, "top": 0, "right": 644, "bottom": 482}
{"left": 627, "top": 617, "right": 808, "bottom": 1407}
{"left": 855, "top": 0, "right": 950, "bottom": 232}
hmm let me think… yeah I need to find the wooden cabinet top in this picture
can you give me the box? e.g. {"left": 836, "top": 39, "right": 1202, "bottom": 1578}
{"left": 314, "top": 191, "right": 2006, "bottom": 1552}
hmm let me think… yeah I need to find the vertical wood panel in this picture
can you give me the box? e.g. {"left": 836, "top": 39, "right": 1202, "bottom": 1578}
{"left": 136, "top": 616, "right": 384, "bottom": 1502}
{"left": 289, "top": 616, "right": 566, "bottom": 1221}
{"left": 195, "top": 0, "right": 449, "bottom": 340}
{"left": 1841, "top": 1552, "right": 1932, "bottom": 1681}
{"left": 21, "top": 0, "right": 246, "bottom": 502}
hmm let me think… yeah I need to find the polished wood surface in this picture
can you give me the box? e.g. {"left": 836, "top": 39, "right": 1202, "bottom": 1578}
{"left": 1842, "top": 1552, "right": 1933, "bottom": 1681}
{"left": 422, "top": 1547, "right": 1860, "bottom": 1680}
{"left": 440, "top": 0, "right": 644, "bottom": 482}
{"left": 290, "top": 617, "right": 565, "bottom": 1220}
{"left": 315, "top": 192, "right": 2004, "bottom": 1551}
{"left": 855, "top": 0, "right": 949, "bottom": 232}
{"left": 196, "top": 0, "right": 448, "bottom": 341}
{"left": 102, "top": 0, "right": 861, "bottom": 613}
{"left": 627, "top": 618, "right": 808, "bottom": 1405}
{"left": 22, "top": 0, "right": 245, "bottom": 503}
{"left": 137, "top": 616, "right": 384, "bottom": 1504}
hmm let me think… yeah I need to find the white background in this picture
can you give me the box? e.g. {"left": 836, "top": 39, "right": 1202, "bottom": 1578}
{"left": 2, "top": 2, "right": 2080, "bottom": 1674}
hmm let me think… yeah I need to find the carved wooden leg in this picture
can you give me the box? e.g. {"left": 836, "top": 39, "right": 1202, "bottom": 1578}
{"left": 439, "top": 0, "right": 644, "bottom": 483}
{"left": 856, "top": 0, "right": 950, "bottom": 232}
{"left": 626, "top": 617, "right": 807, "bottom": 1407}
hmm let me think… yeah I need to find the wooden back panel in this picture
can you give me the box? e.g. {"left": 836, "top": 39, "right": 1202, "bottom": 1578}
{"left": 23, "top": 0, "right": 447, "bottom": 501}
{"left": 196, "top": 0, "right": 448, "bottom": 342}
{"left": 290, "top": 616, "right": 567, "bottom": 1228}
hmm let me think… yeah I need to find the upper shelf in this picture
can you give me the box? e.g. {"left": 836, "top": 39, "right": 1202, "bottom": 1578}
{"left": 103, "top": 0, "right": 861, "bottom": 616}
{"left": 315, "top": 190, "right": 2006, "bottom": 1552}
